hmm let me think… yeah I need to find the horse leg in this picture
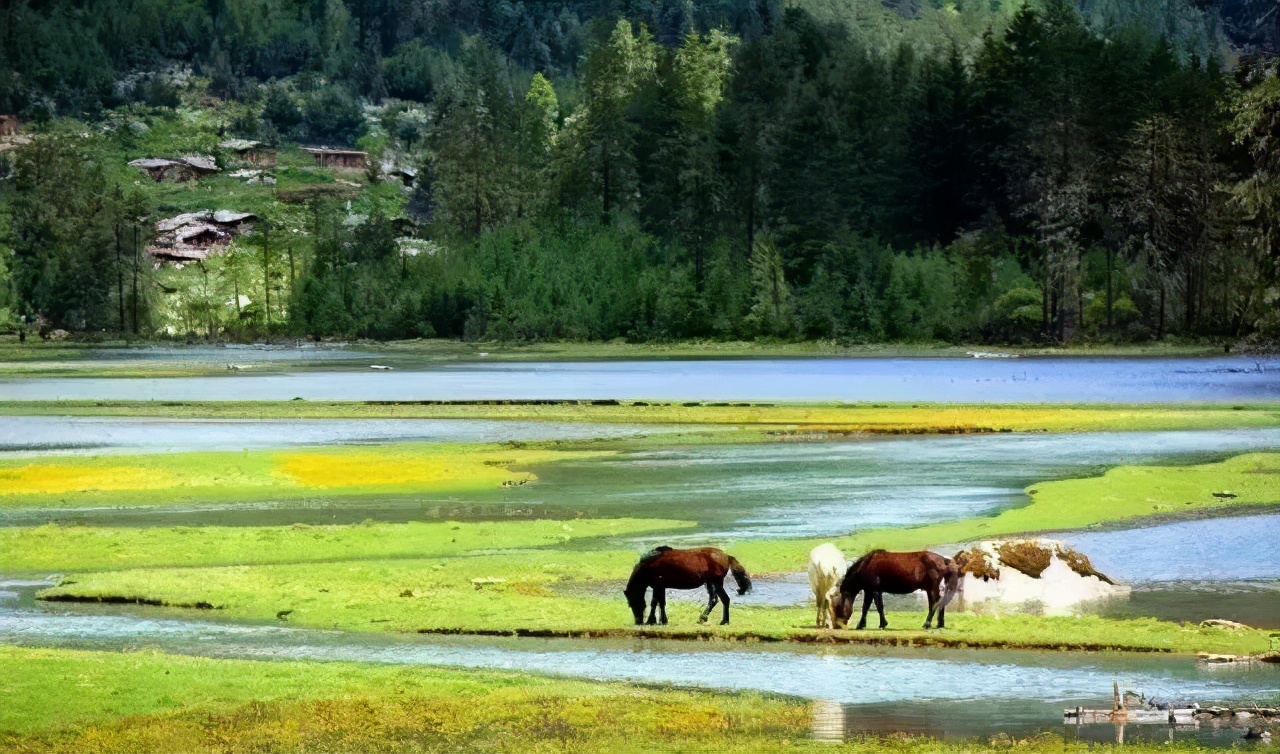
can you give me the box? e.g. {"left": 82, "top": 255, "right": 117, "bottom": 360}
{"left": 856, "top": 589, "right": 872, "bottom": 631}
{"left": 646, "top": 587, "right": 660, "bottom": 625}
{"left": 698, "top": 582, "right": 718, "bottom": 624}
{"left": 658, "top": 589, "right": 668, "bottom": 625}
{"left": 716, "top": 580, "right": 731, "bottom": 625}
{"left": 936, "top": 573, "right": 959, "bottom": 629}
{"left": 875, "top": 592, "right": 888, "bottom": 629}
{"left": 923, "top": 585, "right": 939, "bottom": 630}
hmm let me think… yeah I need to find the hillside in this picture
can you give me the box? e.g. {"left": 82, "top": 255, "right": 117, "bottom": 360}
{"left": 0, "top": 0, "right": 1278, "bottom": 346}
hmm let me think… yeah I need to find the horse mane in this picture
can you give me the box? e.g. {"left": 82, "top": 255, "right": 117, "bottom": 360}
{"left": 848, "top": 549, "right": 886, "bottom": 573}
{"left": 839, "top": 549, "right": 886, "bottom": 593}
{"left": 639, "top": 545, "right": 673, "bottom": 564}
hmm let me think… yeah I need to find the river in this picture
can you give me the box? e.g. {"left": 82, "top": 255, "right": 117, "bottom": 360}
{"left": 3, "top": 355, "right": 1278, "bottom": 402}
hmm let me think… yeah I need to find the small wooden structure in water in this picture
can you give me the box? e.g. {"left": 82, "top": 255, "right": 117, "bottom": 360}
{"left": 1063, "top": 682, "right": 1199, "bottom": 737}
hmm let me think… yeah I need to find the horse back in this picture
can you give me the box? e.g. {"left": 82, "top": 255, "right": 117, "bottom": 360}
{"left": 850, "top": 550, "right": 947, "bottom": 594}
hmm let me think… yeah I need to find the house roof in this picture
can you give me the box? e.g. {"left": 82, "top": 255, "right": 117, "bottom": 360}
{"left": 302, "top": 147, "right": 368, "bottom": 157}
{"left": 219, "top": 139, "right": 262, "bottom": 151}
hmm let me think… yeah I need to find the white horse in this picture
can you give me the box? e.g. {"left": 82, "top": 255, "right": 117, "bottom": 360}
{"left": 808, "top": 543, "right": 847, "bottom": 628}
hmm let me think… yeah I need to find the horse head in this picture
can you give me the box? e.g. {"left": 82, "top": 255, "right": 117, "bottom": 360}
{"left": 623, "top": 578, "right": 647, "bottom": 625}
{"left": 825, "top": 583, "right": 853, "bottom": 629}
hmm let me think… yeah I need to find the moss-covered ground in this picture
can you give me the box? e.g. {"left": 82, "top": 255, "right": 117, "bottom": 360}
{"left": 5, "top": 645, "right": 1233, "bottom": 754}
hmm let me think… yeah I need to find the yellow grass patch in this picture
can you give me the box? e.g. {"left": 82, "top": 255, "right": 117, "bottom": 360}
{"left": 272, "top": 448, "right": 602, "bottom": 491}
{"left": 0, "top": 465, "right": 175, "bottom": 495}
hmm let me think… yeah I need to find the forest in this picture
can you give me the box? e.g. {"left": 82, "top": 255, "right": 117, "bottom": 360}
{"left": 1, "top": 0, "right": 1279, "bottom": 345}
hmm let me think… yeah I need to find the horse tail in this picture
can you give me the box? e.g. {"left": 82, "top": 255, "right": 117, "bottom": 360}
{"left": 728, "top": 556, "right": 752, "bottom": 595}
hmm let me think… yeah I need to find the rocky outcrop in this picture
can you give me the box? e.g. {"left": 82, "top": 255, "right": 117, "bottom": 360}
{"left": 954, "top": 539, "right": 1129, "bottom": 616}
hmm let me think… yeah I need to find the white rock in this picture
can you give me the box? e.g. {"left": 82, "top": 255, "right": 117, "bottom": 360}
{"left": 957, "top": 539, "right": 1129, "bottom": 616}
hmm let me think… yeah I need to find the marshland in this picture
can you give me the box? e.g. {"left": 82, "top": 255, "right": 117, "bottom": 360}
{"left": 4, "top": 0, "right": 1280, "bottom": 748}
{"left": 2, "top": 348, "right": 1279, "bottom": 752}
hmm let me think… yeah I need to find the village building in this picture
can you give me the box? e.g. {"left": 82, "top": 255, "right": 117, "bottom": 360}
{"left": 302, "top": 147, "right": 368, "bottom": 170}
{"left": 129, "top": 155, "right": 220, "bottom": 182}
{"left": 147, "top": 210, "right": 255, "bottom": 263}
{"left": 219, "top": 139, "right": 276, "bottom": 168}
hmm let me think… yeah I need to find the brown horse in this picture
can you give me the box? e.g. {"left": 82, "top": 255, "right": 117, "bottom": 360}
{"left": 836, "top": 549, "right": 962, "bottom": 630}
{"left": 624, "top": 546, "right": 752, "bottom": 625}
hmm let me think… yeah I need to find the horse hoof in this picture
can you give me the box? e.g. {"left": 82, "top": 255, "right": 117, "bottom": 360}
{"left": 720, "top": 619, "right": 729, "bottom": 626}
{"left": 660, "top": 619, "right": 668, "bottom": 625}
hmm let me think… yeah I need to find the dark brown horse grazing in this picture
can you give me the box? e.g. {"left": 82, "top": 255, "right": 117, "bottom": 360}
{"left": 836, "top": 549, "right": 961, "bottom": 630}
{"left": 624, "top": 546, "right": 752, "bottom": 625}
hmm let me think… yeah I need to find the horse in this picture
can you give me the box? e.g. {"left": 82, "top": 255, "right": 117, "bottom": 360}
{"left": 808, "top": 543, "right": 848, "bottom": 629}
{"left": 624, "top": 546, "right": 752, "bottom": 626}
{"left": 836, "top": 549, "right": 962, "bottom": 630}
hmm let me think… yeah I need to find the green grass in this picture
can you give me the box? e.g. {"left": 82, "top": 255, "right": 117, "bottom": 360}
{"left": 3, "top": 646, "right": 1233, "bottom": 754}
{"left": 13, "top": 452, "right": 1280, "bottom": 654}
{"left": 0, "top": 518, "right": 693, "bottom": 572}
{"left": 32, "top": 546, "right": 1272, "bottom": 654}
{"left": 0, "top": 442, "right": 614, "bottom": 509}
{"left": 4, "top": 399, "right": 1279, "bottom": 434}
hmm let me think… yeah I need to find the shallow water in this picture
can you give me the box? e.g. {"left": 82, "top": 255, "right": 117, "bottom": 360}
{"left": 3, "top": 356, "right": 1278, "bottom": 402}
{"left": 0, "top": 416, "right": 678, "bottom": 456}
{"left": 1062, "top": 513, "right": 1280, "bottom": 583}
{"left": 704, "top": 514, "right": 1280, "bottom": 626}
{"left": 1, "top": 597, "right": 1276, "bottom": 745}
{"left": 4, "top": 428, "right": 1277, "bottom": 536}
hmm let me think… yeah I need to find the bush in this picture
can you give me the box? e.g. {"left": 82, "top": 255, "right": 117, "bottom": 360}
{"left": 989, "top": 287, "right": 1043, "bottom": 342}
{"left": 882, "top": 250, "right": 958, "bottom": 341}
{"left": 302, "top": 85, "right": 365, "bottom": 146}
{"left": 385, "top": 41, "right": 444, "bottom": 102}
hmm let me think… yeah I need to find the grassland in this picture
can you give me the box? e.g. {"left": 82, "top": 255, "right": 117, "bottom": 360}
{"left": 0, "top": 519, "right": 693, "bottom": 572}
{"left": 28, "top": 540, "right": 1272, "bottom": 654}
{"left": 14, "top": 452, "right": 1278, "bottom": 654}
{"left": 4, "top": 399, "right": 1280, "bottom": 435}
{"left": 0, "top": 442, "right": 614, "bottom": 508}
{"left": 738, "top": 451, "right": 1280, "bottom": 572}
{"left": 4, "top": 646, "right": 1234, "bottom": 754}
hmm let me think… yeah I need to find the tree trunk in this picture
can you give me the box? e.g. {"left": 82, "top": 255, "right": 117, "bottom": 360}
{"left": 1157, "top": 280, "right": 1166, "bottom": 340}
{"left": 115, "top": 223, "right": 125, "bottom": 333}
{"left": 263, "top": 224, "right": 271, "bottom": 330}
{"left": 602, "top": 140, "right": 611, "bottom": 222}
{"left": 132, "top": 224, "right": 140, "bottom": 335}
{"left": 1105, "top": 245, "right": 1113, "bottom": 329}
